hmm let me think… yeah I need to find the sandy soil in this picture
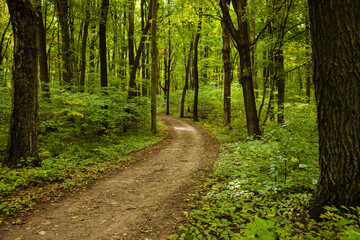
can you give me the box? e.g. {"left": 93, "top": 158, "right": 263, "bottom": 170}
{"left": 0, "top": 115, "right": 219, "bottom": 240}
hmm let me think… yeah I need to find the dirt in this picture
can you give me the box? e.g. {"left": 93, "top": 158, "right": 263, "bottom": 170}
{"left": 0, "top": 115, "right": 219, "bottom": 240}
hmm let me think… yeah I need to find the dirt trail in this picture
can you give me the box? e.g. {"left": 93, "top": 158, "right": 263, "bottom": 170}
{"left": 0, "top": 116, "right": 219, "bottom": 240}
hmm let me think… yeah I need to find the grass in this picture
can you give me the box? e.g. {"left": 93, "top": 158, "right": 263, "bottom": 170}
{"left": 169, "top": 99, "right": 360, "bottom": 239}
{"left": 0, "top": 85, "right": 166, "bottom": 224}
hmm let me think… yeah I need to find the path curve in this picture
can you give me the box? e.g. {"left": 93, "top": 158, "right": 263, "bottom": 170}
{"left": 0, "top": 116, "right": 219, "bottom": 240}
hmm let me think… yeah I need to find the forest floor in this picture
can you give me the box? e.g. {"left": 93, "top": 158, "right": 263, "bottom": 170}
{"left": 0, "top": 116, "right": 219, "bottom": 240}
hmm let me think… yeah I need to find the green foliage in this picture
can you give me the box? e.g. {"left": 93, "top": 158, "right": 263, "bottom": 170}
{"left": 169, "top": 103, "right": 357, "bottom": 239}
{"left": 0, "top": 85, "right": 165, "bottom": 222}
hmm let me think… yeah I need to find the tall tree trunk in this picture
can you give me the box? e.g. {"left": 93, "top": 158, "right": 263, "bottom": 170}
{"left": 56, "top": 0, "right": 72, "bottom": 86}
{"left": 305, "top": 27, "right": 311, "bottom": 102}
{"left": 250, "top": 6, "right": 258, "bottom": 99}
{"left": 180, "top": 40, "right": 193, "bottom": 118}
{"left": 308, "top": 0, "right": 360, "bottom": 220}
{"left": 276, "top": 50, "right": 285, "bottom": 124}
{"left": 220, "top": 0, "right": 261, "bottom": 136}
{"left": 221, "top": 20, "right": 232, "bottom": 127}
{"left": 80, "top": 0, "right": 90, "bottom": 90}
{"left": 193, "top": 8, "right": 202, "bottom": 122}
{"left": 150, "top": 0, "right": 158, "bottom": 133}
{"left": 5, "top": 0, "right": 40, "bottom": 168}
{"left": 127, "top": 20, "right": 151, "bottom": 99}
{"left": 35, "top": 0, "right": 50, "bottom": 99}
{"left": 166, "top": 14, "right": 171, "bottom": 115}
{"left": 127, "top": 0, "right": 136, "bottom": 97}
{"left": 100, "top": 0, "right": 109, "bottom": 88}
{"left": 141, "top": 0, "right": 147, "bottom": 96}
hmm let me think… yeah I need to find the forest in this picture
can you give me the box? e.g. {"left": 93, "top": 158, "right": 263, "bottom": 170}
{"left": 1, "top": 0, "right": 360, "bottom": 239}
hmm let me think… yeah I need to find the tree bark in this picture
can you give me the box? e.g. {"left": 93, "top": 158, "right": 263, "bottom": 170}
{"left": 128, "top": 0, "right": 136, "bottom": 96}
{"left": 127, "top": 21, "right": 151, "bottom": 99}
{"left": 56, "top": 0, "right": 72, "bottom": 86}
{"left": 308, "top": 0, "right": 360, "bottom": 220}
{"left": 35, "top": 0, "right": 50, "bottom": 99}
{"left": 5, "top": 0, "right": 40, "bottom": 168}
{"left": 221, "top": 20, "right": 232, "bottom": 127}
{"left": 275, "top": 50, "right": 285, "bottom": 124}
{"left": 193, "top": 9, "right": 202, "bottom": 123}
{"left": 80, "top": 0, "right": 90, "bottom": 90}
{"left": 180, "top": 40, "right": 193, "bottom": 118}
{"left": 99, "top": 0, "right": 109, "bottom": 88}
{"left": 150, "top": 0, "right": 158, "bottom": 133}
{"left": 219, "top": 0, "right": 261, "bottom": 136}
{"left": 166, "top": 16, "right": 171, "bottom": 116}
{"left": 141, "top": 0, "right": 147, "bottom": 96}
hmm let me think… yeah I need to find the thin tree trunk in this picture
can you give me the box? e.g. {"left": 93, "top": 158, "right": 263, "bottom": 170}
{"left": 166, "top": 15, "right": 171, "bottom": 115}
{"left": 100, "top": 0, "right": 109, "bottom": 88}
{"left": 150, "top": 0, "right": 158, "bottom": 133}
{"left": 141, "top": 0, "right": 147, "bottom": 96}
{"left": 56, "top": 0, "right": 72, "bottom": 86}
{"left": 127, "top": 21, "right": 151, "bottom": 99}
{"left": 5, "top": 0, "right": 40, "bottom": 168}
{"left": 221, "top": 20, "right": 232, "bottom": 127}
{"left": 80, "top": 0, "right": 90, "bottom": 90}
{"left": 220, "top": 0, "right": 261, "bottom": 136}
{"left": 193, "top": 8, "right": 202, "bottom": 122}
{"left": 127, "top": 0, "right": 136, "bottom": 97}
{"left": 276, "top": 50, "right": 285, "bottom": 124}
{"left": 36, "top": 0, "right": 50, "bottom": 99}
{"left": 180, "top": 40, "right": 193, "bottom": 118}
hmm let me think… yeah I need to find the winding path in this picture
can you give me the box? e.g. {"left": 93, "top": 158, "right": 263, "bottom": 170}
{"left": 1, "top": 116, "right": 219, "bottom": 240}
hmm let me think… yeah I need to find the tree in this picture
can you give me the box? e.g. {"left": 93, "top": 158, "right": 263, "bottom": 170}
{"left": 219, "top": 0, "right": 261, "bottom": 136}
{"left": 128, "top": 0, "right": 136, "bottom": 96}
{"left": 128, "top": 0, "right": 152, "bottom": 99}
{"left": 180, "top": 39, "right": 193, "bottom": 118}
{"left": 150, "top": 0, "right": 158, "bottom": 133}
{"left": 4, "top": 0, "right": 40, "bottom": 168}
{"left": 56, "top": 0, "right": 72, "bottom": 86}
{"left": 99, "top": 0, "right": 109, "bottom": 88}
{"left": 221, "top": 20, "right": 232, "bottom": 127}
{"left": 308, "top": 0, "right": 360, "bottom": 219}
{"left": 35, "top": 0, "right": 50, "bottom": 99}
{"left": 80, "top": 0, "right": 90, "bottom": 90}
{"left": 193, "top": 8, "right": 202, "bottom": 122}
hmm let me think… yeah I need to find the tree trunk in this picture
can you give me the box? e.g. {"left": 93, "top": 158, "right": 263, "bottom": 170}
{"left": 180, "top": 40, "right": 193, "bottom": 118}
{"left": 128, "top": 0, "right": 136, "bottom": 96}
{"left": 5, "top": 0, "right": 40, "bottom": 168}
{"left": 166, "top": 17, "right": 171, "bottom": 116}
{"left": 80, "top": 0, "right": 90, "bottom": 90}
{"left": 35, "top": 0, "right": 50, "bottom": 99}
{"left": 99, "top": 0, "right": 109, "bottom": 88}
{"left": 276, "top": 50, "right": 285, "bottom": 124}
{"left": 193, "top": 9, "right": 202, "bottom": 123}
{"left": 141, "top": 0, "right": 147, "bottom": 96}
{"left": 221, "top": 20, "right": 232, "bottom": 127}
{"left": 150, "top": 0, "right": 158, "bottom": 133}
{"left": 308, "top": 0, "right": 360, "bottom": 220}
{"left": 219, "top": 0, "right": 261, "bottom": 136}
{"left": 127, "top": 21, "right": 151, "bottom": 99}
{"left": 56, "top": 0, "right": 72, "bottom": 86}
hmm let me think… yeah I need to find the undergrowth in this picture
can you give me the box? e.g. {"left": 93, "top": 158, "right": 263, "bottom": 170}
{"left": 0, "top": 86, "right": 165, "bottom": 223}
{"left": 170, "top": 101, "right": 360, "bottom": 239}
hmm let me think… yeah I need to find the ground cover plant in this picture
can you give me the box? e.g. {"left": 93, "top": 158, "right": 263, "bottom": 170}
{"left": 0, "top": 86, "right": 165, "bottom": 224}
{"left": 169, "top": 100, "right": 360, "bottom": 239}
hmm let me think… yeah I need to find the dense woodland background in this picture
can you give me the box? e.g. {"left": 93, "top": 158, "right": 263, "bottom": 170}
{"left": 1, "top": 0, "right": 360, "bottom": 239}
